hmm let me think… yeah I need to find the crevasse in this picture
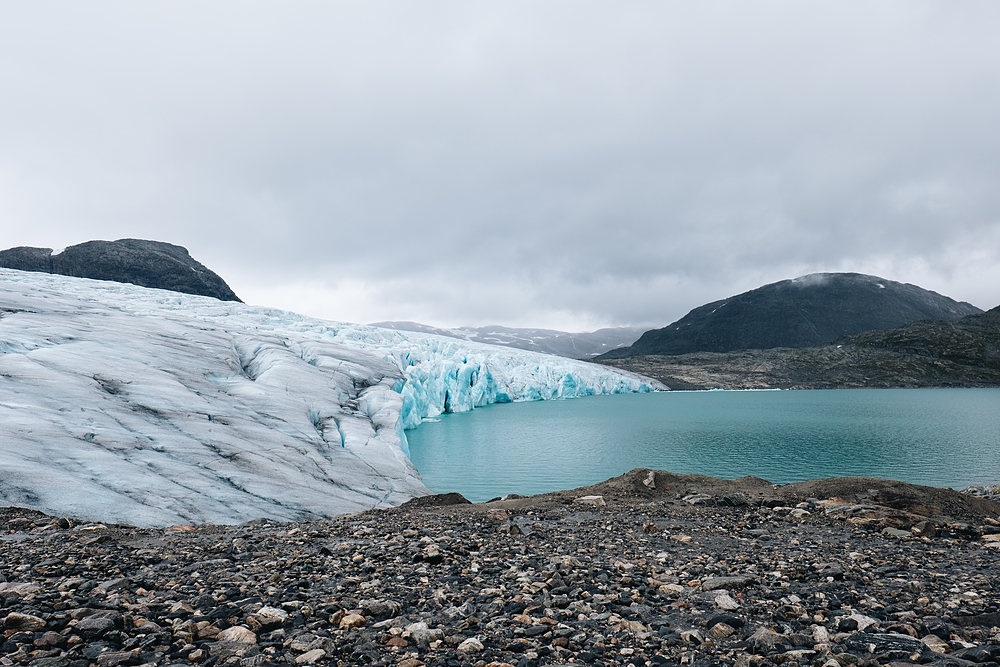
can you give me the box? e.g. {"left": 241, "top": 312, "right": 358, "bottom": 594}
{"left": 312, "top": 322, "right": 662, "bottom": 430}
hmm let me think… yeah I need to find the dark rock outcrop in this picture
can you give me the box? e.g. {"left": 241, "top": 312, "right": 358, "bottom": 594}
{"left": 0, "top": 239, "right": 241, "bottom": 302}
{"left": 601, "top": 273, "right": 980, "bottom": 358}
{"left": 851, "top": 304, "right": 1000, "bottom": 369}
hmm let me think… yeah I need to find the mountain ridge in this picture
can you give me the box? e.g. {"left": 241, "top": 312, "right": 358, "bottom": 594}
{"left": 596, "top": 304, "right": 1000, "bottom": 390}
{"left": 601, "top": 272, "right": 981, "bottom": 359}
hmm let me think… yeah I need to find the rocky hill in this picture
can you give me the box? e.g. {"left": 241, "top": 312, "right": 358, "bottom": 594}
{"left": 851, "top": 304, "right": 1000, "bottom": 366}
{"left": 600, "top": 273, "right": 980, "bottom": 359}
{"left": 0, "top": 239, "right": 241, "bottom": 302}
{"left": 596, "top": 305, "right": 1000, "bottom": 390}
{"left": 372, "top": 321, "right": 646, "bottom": 359}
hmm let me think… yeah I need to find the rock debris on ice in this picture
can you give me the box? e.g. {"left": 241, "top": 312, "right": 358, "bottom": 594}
{"left": 0, "top": 270, "right": 661, "bottom": 526}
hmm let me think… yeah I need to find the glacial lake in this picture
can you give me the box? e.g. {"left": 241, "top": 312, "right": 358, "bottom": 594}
{"left": 405, "top": 388, "right": 1000, "bottom": 502}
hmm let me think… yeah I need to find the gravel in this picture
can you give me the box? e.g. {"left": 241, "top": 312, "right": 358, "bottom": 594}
{"left": 2, "top": 469, "right": 1000, "bottom": 667}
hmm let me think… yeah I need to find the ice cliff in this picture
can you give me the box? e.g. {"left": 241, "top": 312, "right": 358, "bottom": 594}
{"left": 0, "top": 269, "right": 661, "bottom": 526}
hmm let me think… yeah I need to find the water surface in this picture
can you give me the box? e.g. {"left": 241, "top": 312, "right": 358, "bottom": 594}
{"left": 406, "top": 388, "right": 1000, "bottom": 501}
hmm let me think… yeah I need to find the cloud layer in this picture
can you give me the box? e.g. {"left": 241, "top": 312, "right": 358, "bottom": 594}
{"left": 3, "top": 2, "right": 999, "bottom": 329}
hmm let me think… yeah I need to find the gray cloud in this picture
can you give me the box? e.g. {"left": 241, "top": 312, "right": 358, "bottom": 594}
{"left": 2, "top": 2, "right": 999, "bottom": 329}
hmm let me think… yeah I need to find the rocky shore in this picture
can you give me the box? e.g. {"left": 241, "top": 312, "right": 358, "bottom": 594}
{"left": 595, "top": 347, "right": 1000, "bottom": 391}
{"left": 3, "top": 470, "right": 1000, "bottom": 667}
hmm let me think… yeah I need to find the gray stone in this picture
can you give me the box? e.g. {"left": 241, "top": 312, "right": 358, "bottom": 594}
{"left": 295, "top": 648, "right": 326, "bottom": 664}
{"left": 722, "top": 492, "right": 750, "bottom": 507}
{"left": 952, "top": 645, "right": 1000, "bottom": 662}
{"left": 75, "top": 613, "right": 120, "bottom": 639}
{"left": 99, "top": 577, "right": 133, "bottom": 592}
{"left": 814, "top": 562, "right": 845, "bottom": 579}
{"left": 843, "top": 632, "right": 926, "bottom": 656}
{"left": 205, "top": 641, "right": 260, "bottom": 660}
{"left": 0, "top": 582, "right": 41, "bottom": 597}
{"left": 701, "top": 575, "right": 756, "bottom": 591}
{"left": 95, "top": 649, "right": 142, "bottom": 667}
{"left": 882, "top": 527, "right": 913, "bottom": 539}
{"left": 923, "top": 657, "right": 979, "bottom": 667}
{"left": 405, "top": 621, "right": 443, "bottom": 647}
{"left": 457, "top": 637, "right": 484, "bottom": 653}
{"left": 28, "top": 659, "right": 70, "bottom": 667}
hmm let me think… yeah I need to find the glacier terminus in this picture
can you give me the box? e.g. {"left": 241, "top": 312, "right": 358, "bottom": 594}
{"left": 0, "top": 269, "right": 662, "bottom": 526}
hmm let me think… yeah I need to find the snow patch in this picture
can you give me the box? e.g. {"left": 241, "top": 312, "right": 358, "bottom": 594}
{"left": 791, "top": 273, "right": 831, "bottom": 287}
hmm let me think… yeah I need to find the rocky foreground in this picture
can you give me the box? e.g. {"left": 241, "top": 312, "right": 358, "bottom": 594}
{"left": 3, "top": 470, "right": 1000, "bottom": 667}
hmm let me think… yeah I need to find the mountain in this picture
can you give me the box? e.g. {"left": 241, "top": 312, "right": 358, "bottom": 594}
{"left": 0, "top": 238, "right": 242, "bottom": 302}
{"left": 0, "top": 269, "right": 659, "bottom": 526}
{"left": 596, "top": 304, "right": 1000, "bottom": 390}
{"left": 600, "top": 273, "right": 981, "bottom": 359}
{"left": 371, "top": 321, "right": 646, "bottom": 359}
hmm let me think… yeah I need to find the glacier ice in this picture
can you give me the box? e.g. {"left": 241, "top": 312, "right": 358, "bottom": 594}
{"left": 0, "top": 269, "right": 662, "bottom": 526}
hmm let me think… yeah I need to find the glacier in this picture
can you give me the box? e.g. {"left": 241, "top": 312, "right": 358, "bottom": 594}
{"left": 0, "top": 269, "right": 663, "bottom": 527}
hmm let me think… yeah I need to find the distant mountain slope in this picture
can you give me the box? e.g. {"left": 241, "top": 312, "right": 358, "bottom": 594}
{"left": 0, "top": 239, "right": 242, "bottom": 302}
{"left": 596, "top": 304, "right": 1000, "bottom": 390}
{"left": 601, "top": 273, "right": 980, "bottom": 358}
{"left": 372, "top": 321, "right": 647, "bottom": 359}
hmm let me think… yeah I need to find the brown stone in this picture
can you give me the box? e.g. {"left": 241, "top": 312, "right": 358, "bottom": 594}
{"left": 3, "top": 612, "right": 46, "bottom": 632}
{"left": 340, "top": 613, "right": 365, "bottom": 629}
{"left": 33, "top": 632, "right": 66, "bottom": 649}
{"left": 216, "top": 626, "right": 257, "bottom": 644}
{"left": 710, "top": 623, "right": 735, "bottom": 639}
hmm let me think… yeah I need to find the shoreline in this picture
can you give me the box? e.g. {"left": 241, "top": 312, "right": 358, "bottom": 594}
{"left": 3, "top": 469, "right": 1000, "bottom": 667}
{"left": 594, "top": 351, "right": 1000, "bottom": 392}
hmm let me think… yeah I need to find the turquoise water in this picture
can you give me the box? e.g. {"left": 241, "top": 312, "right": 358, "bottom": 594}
{"left": 405, "top": 388, "right": 1000, "bottom": 502}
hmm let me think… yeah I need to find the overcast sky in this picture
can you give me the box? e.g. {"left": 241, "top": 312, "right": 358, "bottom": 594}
{"left": 2, "top": 2, "right": 999, "bottom": 330}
